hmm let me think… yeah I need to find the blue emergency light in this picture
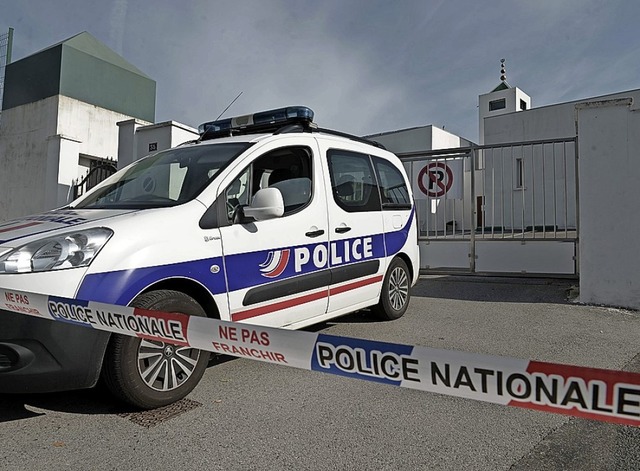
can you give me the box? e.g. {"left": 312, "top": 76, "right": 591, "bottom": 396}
{"left": 198, "top": 106, "right": 314, "bottom": 135}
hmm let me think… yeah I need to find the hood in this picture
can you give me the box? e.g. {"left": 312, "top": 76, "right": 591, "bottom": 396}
{"left": 0, "top": 208, "right": 138, "bottom": 248}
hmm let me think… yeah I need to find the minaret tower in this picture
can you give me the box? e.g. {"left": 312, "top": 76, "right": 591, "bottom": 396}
{"left": 478, "top": 59, "right": 531, "bottom": 144}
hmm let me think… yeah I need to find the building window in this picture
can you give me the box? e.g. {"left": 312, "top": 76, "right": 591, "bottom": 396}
{"left": 489, "top": 98, "right": 506, "bottom": 111}
{"left": 515, "top": 158, "right": 525, "bottom": 189}
{"left": 520, "top": 99, "right": 527, "bottom": 111}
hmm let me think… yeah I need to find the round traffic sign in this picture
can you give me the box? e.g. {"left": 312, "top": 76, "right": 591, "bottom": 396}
{"left": 417, "top": 162, "right": 454, "bottom": 198}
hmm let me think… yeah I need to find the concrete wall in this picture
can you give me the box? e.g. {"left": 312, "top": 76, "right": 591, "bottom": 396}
{"left": 56, "top": 96, "right": 134, "bottom": 158}
{"left": 484, "top": 89, "right": 640, "bottom": 144}
{"left": 117, "top": 120, "right": 199, "bottom": 169}
{"left": 368, "top": 125, "right": 473, "bottom": 154}
{"left": 577, "top": 98, "right": 640, "bottom": 309}
{"left": 136, "top": 121, "right": 199, "bottom": 158}
{"left": 0, "top": 97, "right": 58, "bottom": 220}
{"left": 479, "top": 86, "right": 531, "bottom": 144}
{"left": 0, "top": 96, "right": 143, "bottom": 221}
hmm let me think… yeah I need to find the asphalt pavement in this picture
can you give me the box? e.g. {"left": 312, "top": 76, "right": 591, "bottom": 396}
{"left": 2, "top": 275, "right": 640, "bottom": 470}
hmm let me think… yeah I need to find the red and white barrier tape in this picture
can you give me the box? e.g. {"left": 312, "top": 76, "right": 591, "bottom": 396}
{"left": 2, "top": 287, "right": 640, "bottom": 426}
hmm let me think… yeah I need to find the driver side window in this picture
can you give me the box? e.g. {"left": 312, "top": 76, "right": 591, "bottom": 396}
{"left": 224, "top": 146, "right": 313, "bottom": 223}
{"left": 225, "top": 168, "right": 250, "bottom": 220}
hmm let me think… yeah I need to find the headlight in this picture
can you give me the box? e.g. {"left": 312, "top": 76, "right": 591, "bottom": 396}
{"left": 0, "top": 228, "right": 113, "bottom": 274}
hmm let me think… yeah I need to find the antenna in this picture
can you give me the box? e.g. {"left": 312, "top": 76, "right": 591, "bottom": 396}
{"left": 216, "top": 91, "right": 243, "bottom": 120}
{"left": 500, "top": 58, "right": 506, "bottom": 82}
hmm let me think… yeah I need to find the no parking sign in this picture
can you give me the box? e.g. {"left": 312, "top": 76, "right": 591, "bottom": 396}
{"left": 412, "top": 160, "right": 463, "bottom": 199}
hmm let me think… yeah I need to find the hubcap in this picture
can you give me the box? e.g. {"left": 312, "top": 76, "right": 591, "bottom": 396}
{"left": 137, "top": 339, "right": 201, "bottom": 392}
{"left": 388, "top": 267, "right": 409, "bottom": 311}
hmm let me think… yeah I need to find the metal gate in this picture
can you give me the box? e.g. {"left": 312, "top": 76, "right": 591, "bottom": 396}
{"left": 398, "top": 137, "right": 578, "bottom": 276}
{"left": 70, "top": 160, "right": 118, "bottom": 201}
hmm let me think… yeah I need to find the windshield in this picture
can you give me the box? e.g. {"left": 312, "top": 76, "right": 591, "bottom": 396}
{"left": 72, "top": 142, "right": 252, "bottom": 209}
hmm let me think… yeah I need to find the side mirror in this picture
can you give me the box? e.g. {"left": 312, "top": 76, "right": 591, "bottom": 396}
{"left": 243, "top": 188, "right": 284, "bottom": 221}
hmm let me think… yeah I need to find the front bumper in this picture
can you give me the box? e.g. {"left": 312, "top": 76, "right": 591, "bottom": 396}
{"left": 0, "top": 309, "right": 110, "bottom": 393}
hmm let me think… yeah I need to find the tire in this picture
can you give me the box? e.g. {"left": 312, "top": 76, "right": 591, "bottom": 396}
{"left": 101, "top": 290, "right": 210, "bottom": 409}
{"left": 372, "top": 257, "right": 411, "bottom": 321}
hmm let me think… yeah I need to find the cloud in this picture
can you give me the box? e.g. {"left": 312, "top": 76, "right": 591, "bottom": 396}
{"left": 2, "top": 0, "right": 640, "bottom": 144}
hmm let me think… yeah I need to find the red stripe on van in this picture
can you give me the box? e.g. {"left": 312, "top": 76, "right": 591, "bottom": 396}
{"left": 329, "top": 275, "right": 383, "bottom": 295}
{"left": 231, "top": 274, "right": 384, "bottom": 322}
{"left": 232, "top": 290, "right": 328, "bottom": 322}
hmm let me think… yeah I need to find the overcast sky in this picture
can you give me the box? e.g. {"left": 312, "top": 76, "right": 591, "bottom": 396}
{"left": 2, "top": 0, "right": 639, "bottom": 142}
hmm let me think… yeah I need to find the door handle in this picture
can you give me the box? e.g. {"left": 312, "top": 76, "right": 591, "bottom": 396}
{"left": 305, "top": 229, "right": 325, "bottom": 238}
{"left": 335, "top": 226, "right": 352, "bottom": 234}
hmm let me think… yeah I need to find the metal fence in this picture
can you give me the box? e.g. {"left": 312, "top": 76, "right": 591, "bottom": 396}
{"left": 71, "top": 160, "right": 117, "bottom": 201}
{"left": 398, "top": 137, "right": 578, "bottom": 274}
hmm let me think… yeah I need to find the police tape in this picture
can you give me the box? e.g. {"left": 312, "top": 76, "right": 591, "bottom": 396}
{"left": 2, "top": 286, "right": 640, "bottom": 427}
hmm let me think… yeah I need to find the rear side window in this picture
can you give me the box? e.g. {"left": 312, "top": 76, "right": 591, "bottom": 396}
{"left": 328, "top": 149, "right": 381, "bottom": 212}
{"left": 373, "top": 157, "right": 412, "bottom": 209}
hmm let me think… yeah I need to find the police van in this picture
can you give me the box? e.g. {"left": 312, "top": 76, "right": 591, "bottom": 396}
{"left": 0, "top": 106, "right": 419, "bottom": 409}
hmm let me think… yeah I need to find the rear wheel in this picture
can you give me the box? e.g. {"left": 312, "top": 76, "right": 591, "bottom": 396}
{"left": 372, "top": 257, "right": 411, "bottom": 321}
{"left": 101, "top": 290, "right": 210, "bottom": 409}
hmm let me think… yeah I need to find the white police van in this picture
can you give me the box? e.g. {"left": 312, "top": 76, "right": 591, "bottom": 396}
{"left": 0, "top": 107, "right": 419, "bottom": 408}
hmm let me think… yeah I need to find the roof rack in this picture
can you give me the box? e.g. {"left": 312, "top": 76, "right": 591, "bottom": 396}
{"left": 310, "top": 127, "right": 386, "bottom": 150}
{"left": 256, "top": 123, "right": 386, "bottom": 149}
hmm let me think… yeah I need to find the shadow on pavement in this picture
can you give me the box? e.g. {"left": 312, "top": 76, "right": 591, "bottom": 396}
{"left": 0, "top": 277, "right": 577, "bottom": 423}
{"left": 412, "top": 275, "right": 576, "bottom": 304}
{"left": 0, "top": 353, "right": 240, "bottom": 423}
{"left": 0, "top": 386, "right": 128, "bottom": 423}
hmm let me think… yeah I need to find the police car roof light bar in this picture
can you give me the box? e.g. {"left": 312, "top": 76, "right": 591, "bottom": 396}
{"left": 197, "top": 105, "right": 385, "bottom": 149}
{"left": 199, "top": 106, "right": 314, "bottom": 140}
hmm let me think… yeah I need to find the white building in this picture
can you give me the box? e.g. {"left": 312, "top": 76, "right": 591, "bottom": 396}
{"left": 366, "top": 124, "right": 472, "bottom": 153}
{"left": 365, "top": 59, "right": 640, "bottom": 310}
{"left": 481, "top": 78, "right": 640, "bottom": 309}
{"left": 0, "top": 32, "right": 156, "bottom": 221}
{"left": 117, "top": 119, "right": 198, "bottom": 169}
{"left": 478, "top": 73, "right": 531, "bottom": 144}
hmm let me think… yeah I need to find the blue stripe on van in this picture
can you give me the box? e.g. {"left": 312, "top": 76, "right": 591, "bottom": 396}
{"left": 77, "top": 257, "right": 227, "bottom": 306}
{"left": 76, "top": 208, "right": 414, "bottom": 307}
{"left": 383, "top": 207, "right": 415, "bottom": 256}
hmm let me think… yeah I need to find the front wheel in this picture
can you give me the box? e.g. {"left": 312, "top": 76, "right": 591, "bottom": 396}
{"left": 372, "top": 258, "right": 411, "bottom": 321}
{"left": 101, "top": 290, "right": 210, "bottom": 409}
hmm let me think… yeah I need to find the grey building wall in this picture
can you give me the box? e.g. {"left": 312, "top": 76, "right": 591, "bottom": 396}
{"left": 484, "top": 89, "right": 640, "bottom": 144}
{"left": 2, "top": 32, "right": 155, "bottom": 122}
{"left": 2, "top": 45, "right": 62, "bottom": 110}
{"left": 0, "top": 32, "right": 156, "bottom": 220}
{"left": 577, "top": 98, "right": 640, "bottom": 309}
